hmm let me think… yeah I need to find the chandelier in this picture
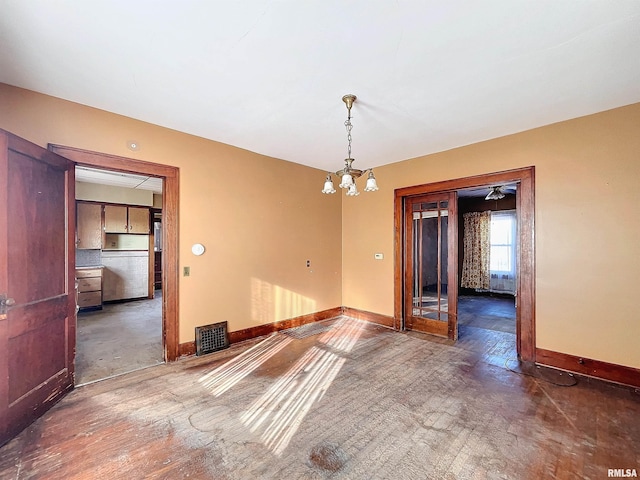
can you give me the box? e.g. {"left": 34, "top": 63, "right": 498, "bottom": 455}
{"left": 322, "top": 94, "right": 378, "bottom": 196}
{"left": 485, "top": 186, "right": 506, "bottom": 200}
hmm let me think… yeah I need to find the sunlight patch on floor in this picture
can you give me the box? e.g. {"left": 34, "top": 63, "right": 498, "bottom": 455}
{"left": 198, "top": 335, "right": 293, "bottom": 396}
{"left": 318, "top": 317, "right": 368, "bottom": 353}
{"left": 240, "top": 319, "right": 367, "bottom": 456}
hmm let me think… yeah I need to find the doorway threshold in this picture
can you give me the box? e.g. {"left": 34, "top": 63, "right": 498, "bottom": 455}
{"left": 75, "top": 361, "right": 165, "bottom": 387}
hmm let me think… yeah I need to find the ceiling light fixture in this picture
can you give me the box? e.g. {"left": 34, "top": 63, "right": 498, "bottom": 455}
{"left": 322, "top": 94, "right": 378, "bottom": 196}
{"left": 485, "top": 186, "right": 506, "bottom": 201}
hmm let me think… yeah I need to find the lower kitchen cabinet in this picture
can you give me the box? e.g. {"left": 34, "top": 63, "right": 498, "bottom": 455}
{"left": 102, "top": 250, "right": 150, "bottom": 301}
{"left": 76, "top": 267, "right": 103, "bottom": 310}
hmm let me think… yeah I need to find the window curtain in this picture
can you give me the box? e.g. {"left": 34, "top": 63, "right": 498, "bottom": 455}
{"left": 461, "top": 211, "right": 491, "bottom": 289}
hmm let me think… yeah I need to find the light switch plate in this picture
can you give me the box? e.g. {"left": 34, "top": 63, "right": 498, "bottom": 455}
{"left": 374, "top": 253, "right": 384, "bottom": 260}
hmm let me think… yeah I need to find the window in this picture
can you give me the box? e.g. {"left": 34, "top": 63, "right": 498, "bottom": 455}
{"left": 490, "top": 212, "right": 515, "bottom": 272}
{"left": 490, "top": 210, "right": 516, "bottom": 293}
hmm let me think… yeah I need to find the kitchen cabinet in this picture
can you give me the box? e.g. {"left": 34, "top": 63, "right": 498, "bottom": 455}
{"left": 104, "top": 205, "right": 128, "bottom": 233}
{"left": 104, "top": 205, "right": 149, "bottom": 234}
{"left": 102, "top": 251, "right": 150, "bottom": 301}
{"left": 128, "top": 207, "right": 150, "bottom": 233}
{"left": 76, "top": 267, "right": 103, "bottom": 310}
{"left": 76, "top": 202, "right": 102, "bottom": 249}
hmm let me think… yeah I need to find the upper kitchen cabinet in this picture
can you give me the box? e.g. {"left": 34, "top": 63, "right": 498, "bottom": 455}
{"left": 128, "top": 207, "right": 150, "bottom": 233}
{"left": 104, "top": 205, "right": 127, "bottom": 233}
{"left": 104, "top": 205, "right": 149, "bottom": 234}
{"left": 76, "top": 202, "right": 103, "bottom": 249}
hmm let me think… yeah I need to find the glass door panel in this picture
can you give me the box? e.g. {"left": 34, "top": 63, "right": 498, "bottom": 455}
{"left": 405, "top": 193, "right": 457, "bottom": 339}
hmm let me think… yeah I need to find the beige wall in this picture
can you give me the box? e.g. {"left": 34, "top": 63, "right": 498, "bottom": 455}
{"left": 4, "top": 82, "right": 639, "bottom": 370}
{"left": 76, "top": 181, "right": 154, "bottom": 206}
{"left": 104, "top": 234, "right": 149, "bottom": 251}
{"left": 342, "top": 103, "right": 640, "bottom": 369}
{"left": 0, "top": 83, "right": 343, "bottom": 343}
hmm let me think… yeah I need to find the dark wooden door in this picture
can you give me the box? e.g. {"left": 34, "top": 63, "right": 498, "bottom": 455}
{"left": 0, "top": 130, "right": 76, "bottom": 446}
{"left": 404, "top": 191, "right": 458, "bottom": 339}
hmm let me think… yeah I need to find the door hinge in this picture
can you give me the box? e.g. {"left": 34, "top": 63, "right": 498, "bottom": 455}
{"left": 0, "top": 294, "right": 16, "bottom": 314}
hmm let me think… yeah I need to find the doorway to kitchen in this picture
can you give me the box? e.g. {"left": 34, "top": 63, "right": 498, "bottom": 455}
{"left": 48, "top": 144, "right": 180, "bottom": 384}
{"left": 74, "top": 165, "right": 164, "bottom": 384}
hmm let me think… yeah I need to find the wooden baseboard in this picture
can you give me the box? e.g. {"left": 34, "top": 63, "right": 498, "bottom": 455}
{"left": 178, "top": 341, "right": 196, "bottom": 358}
{"left": 536, "top": 348, "right": 640, "bottom": 388}
{"left": 228, "top": 307, "right": 343, "bottom": 344}
{"left": 178, "top": 307, "right": 343, "bottom": 357}
{"left": 342, "top": 307, "right": 396, "bottom": 329}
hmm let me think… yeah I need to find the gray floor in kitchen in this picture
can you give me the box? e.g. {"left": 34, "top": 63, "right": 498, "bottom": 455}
{"left": 75, "top": 291, "right": 163, "bottom": 385}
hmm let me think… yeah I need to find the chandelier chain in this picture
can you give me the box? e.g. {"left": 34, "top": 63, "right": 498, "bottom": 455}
{"left": 345, "top": 115, "right": 353, "bottom": 159}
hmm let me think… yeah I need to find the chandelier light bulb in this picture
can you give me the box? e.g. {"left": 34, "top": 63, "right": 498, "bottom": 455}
{"left": 322, "top": 174, "right": 336, "bottom": 194}
{"left": 364, "top": 170, "right": 379, "bottom": 192}
{"left": 339, "top": 173, "right": 353, "bottom": 189}
{"left": 346, "top": 183, "right": 360, "bottom": 196}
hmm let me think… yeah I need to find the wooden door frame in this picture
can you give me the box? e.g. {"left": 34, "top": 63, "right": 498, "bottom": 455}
{"left": 48, "top": 144, "right": 180, "bottom": 362}
{"left": 394, "top": 166, "right": 535, "bottom": 361}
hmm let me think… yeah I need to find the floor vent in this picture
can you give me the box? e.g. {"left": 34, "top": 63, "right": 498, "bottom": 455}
{"left": 195, "top": 321, "right": 229, "bottom": 356}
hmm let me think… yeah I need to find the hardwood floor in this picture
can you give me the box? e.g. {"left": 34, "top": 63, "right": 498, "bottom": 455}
{"left": 458, "top": 294, "right": 516, "bottom": 334}
{"left": 1, "top": 316, "right": 638, "bottom": 479}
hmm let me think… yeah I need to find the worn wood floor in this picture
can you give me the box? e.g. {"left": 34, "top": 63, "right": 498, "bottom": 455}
{"left": 458, "top": 295, "right": 516, "bottom": 334}
{"left": 1, "top": 316, "right": 639, "bottom": 479}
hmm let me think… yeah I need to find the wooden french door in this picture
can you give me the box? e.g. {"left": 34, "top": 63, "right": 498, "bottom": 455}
{"left": 0, "top": 130, "right": 76, "bottom": 446}
{"left": 404, "top": 191, "right": 458, "bottom": 339}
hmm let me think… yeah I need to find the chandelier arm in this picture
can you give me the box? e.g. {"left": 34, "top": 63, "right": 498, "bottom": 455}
{"left": 335, "top": 166, "right": 363, "bottom": 178}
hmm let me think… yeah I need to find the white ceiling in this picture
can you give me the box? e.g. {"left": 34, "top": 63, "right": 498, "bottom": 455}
{"left": 1, "top": 1, "right": 639, "bottom": 173}
{"left": 76, "top": 166, "right": 163, "bottom": 194}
